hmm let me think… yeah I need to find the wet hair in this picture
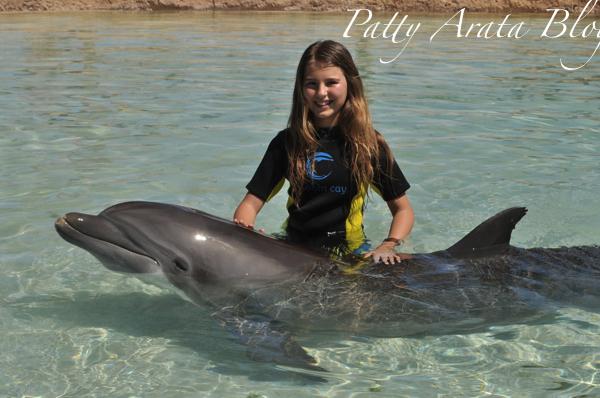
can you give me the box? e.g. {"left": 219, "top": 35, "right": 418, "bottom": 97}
{"left": 286, "top": 40, "right": 394, "bottom": 207}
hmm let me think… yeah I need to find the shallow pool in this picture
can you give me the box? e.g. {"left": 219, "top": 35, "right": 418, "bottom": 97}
{"left": 1, "top": 11, "right": 599, "bottom": 397}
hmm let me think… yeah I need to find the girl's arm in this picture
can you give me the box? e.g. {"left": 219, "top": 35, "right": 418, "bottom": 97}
{"left": 384, "top": 193, "right": 414, "bottom": 243}
{"left": 233, "top": 192, "right": 265, "bottom": 230}
{"left": 365, "top": 193, "right": 414, "bottom": 265}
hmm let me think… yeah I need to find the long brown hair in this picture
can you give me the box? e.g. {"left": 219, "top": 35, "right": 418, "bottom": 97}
{"left": 286, "top": 40, "right": 393, "bottom": 206}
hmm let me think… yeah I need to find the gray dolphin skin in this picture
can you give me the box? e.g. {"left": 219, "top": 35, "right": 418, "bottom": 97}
{"left": 55, "top": 201, "right": 600, "bottom": 370}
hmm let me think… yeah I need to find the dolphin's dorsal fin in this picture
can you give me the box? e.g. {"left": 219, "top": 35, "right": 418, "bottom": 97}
{"left": 445, "top": 207, "right": 527, "bottom": 257}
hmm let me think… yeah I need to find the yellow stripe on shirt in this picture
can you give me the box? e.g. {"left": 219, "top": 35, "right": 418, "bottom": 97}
{"left": 345, "top": 183, "right": 367, "bottom": 251}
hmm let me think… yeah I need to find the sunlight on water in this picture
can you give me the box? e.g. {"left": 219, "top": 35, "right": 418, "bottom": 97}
{"left": 1, "top": 11, "right": 599, "bottom": 397}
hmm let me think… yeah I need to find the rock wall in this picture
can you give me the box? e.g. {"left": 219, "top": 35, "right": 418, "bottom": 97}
{"left": 0, "top": 0, "right": 598, "bottom": 13}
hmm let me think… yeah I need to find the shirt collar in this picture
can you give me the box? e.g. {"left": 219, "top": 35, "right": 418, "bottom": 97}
{"left": 315, "top": 124, "right": 341, "bottom": 139}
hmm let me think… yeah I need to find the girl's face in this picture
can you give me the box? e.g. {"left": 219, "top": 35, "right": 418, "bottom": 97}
{"left": 303, "top": 62, "right": 348, "bottom": 128}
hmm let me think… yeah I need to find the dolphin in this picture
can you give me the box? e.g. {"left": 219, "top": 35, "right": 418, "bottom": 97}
{"left": 54, "top": 201, "right": 600, "bottom": 370}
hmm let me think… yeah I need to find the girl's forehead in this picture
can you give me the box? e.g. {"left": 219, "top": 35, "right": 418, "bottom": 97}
{"left": 304, "top": 62, "right": 344, "bottom": 78}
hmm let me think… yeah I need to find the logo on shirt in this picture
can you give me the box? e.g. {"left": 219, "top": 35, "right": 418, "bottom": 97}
{"left": 306, "top": 152, "right": 334, "bottom": 181}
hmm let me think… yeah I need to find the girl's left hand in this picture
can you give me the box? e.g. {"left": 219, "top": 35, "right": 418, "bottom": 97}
{"left": 364, "top": 243, "right": 403, "bottom": 265}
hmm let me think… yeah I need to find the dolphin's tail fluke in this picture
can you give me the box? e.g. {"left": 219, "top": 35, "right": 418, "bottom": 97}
{"left": 445, "top": 207, "right": 528, "bottom": 258}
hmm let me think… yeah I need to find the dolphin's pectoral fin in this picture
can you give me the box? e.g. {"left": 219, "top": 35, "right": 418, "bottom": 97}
{"left": 213, "top": 310, "right": 325, "bottom": 371}
{"left": 445, "top": 207, "right": 528, "bottom": 258}
{"left": 242, "top": 319, "right": 321, "bottom": 369}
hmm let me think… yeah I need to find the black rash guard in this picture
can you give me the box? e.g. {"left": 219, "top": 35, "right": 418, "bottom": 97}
{"left": 246, "top": 126, "right": 410, "bottom": 251}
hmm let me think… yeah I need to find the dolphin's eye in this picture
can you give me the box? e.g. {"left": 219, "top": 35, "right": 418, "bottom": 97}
{"left": 174, "top": 259, "right": 189, "bottom": 272}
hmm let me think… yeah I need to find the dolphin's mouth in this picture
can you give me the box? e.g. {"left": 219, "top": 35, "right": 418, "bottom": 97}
{"left": 55, "top": 214, "right": 160, "bottom": 273}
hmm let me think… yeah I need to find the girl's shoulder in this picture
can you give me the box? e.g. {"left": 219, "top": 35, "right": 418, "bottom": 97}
{"left": 275, "top": 127, "right": 291, "bottom": 140}
{"left": 372, "top": 129, "right": 397, "bottom": 162}
{"left": 266, "top": 128, "right": 291, "bottom": 151}
{"left": 373, "top": 129, "right": 390, "bottom": 148}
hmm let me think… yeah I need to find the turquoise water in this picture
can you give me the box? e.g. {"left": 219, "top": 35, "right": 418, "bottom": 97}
{"left": 1, "top": 11, "right": 600, "bottom": 397}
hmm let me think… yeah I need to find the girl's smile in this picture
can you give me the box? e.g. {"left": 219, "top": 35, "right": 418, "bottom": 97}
{"left": 303, "top": 62, "right": 348, "bottom": 127}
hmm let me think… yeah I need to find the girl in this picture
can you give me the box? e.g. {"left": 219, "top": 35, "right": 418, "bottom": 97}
{"left": 233, "top": 40, "right": 413, "bottom": 265}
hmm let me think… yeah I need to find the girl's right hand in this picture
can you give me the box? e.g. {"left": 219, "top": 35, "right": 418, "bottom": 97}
{"left": 233, "top": 218, "right": 265, "bottom": 234}
{"left": 233, "top": 218, "right": 254, "bottom": 229}
{"left": 233, "top": 193, "right": 267, "bottom": 233}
